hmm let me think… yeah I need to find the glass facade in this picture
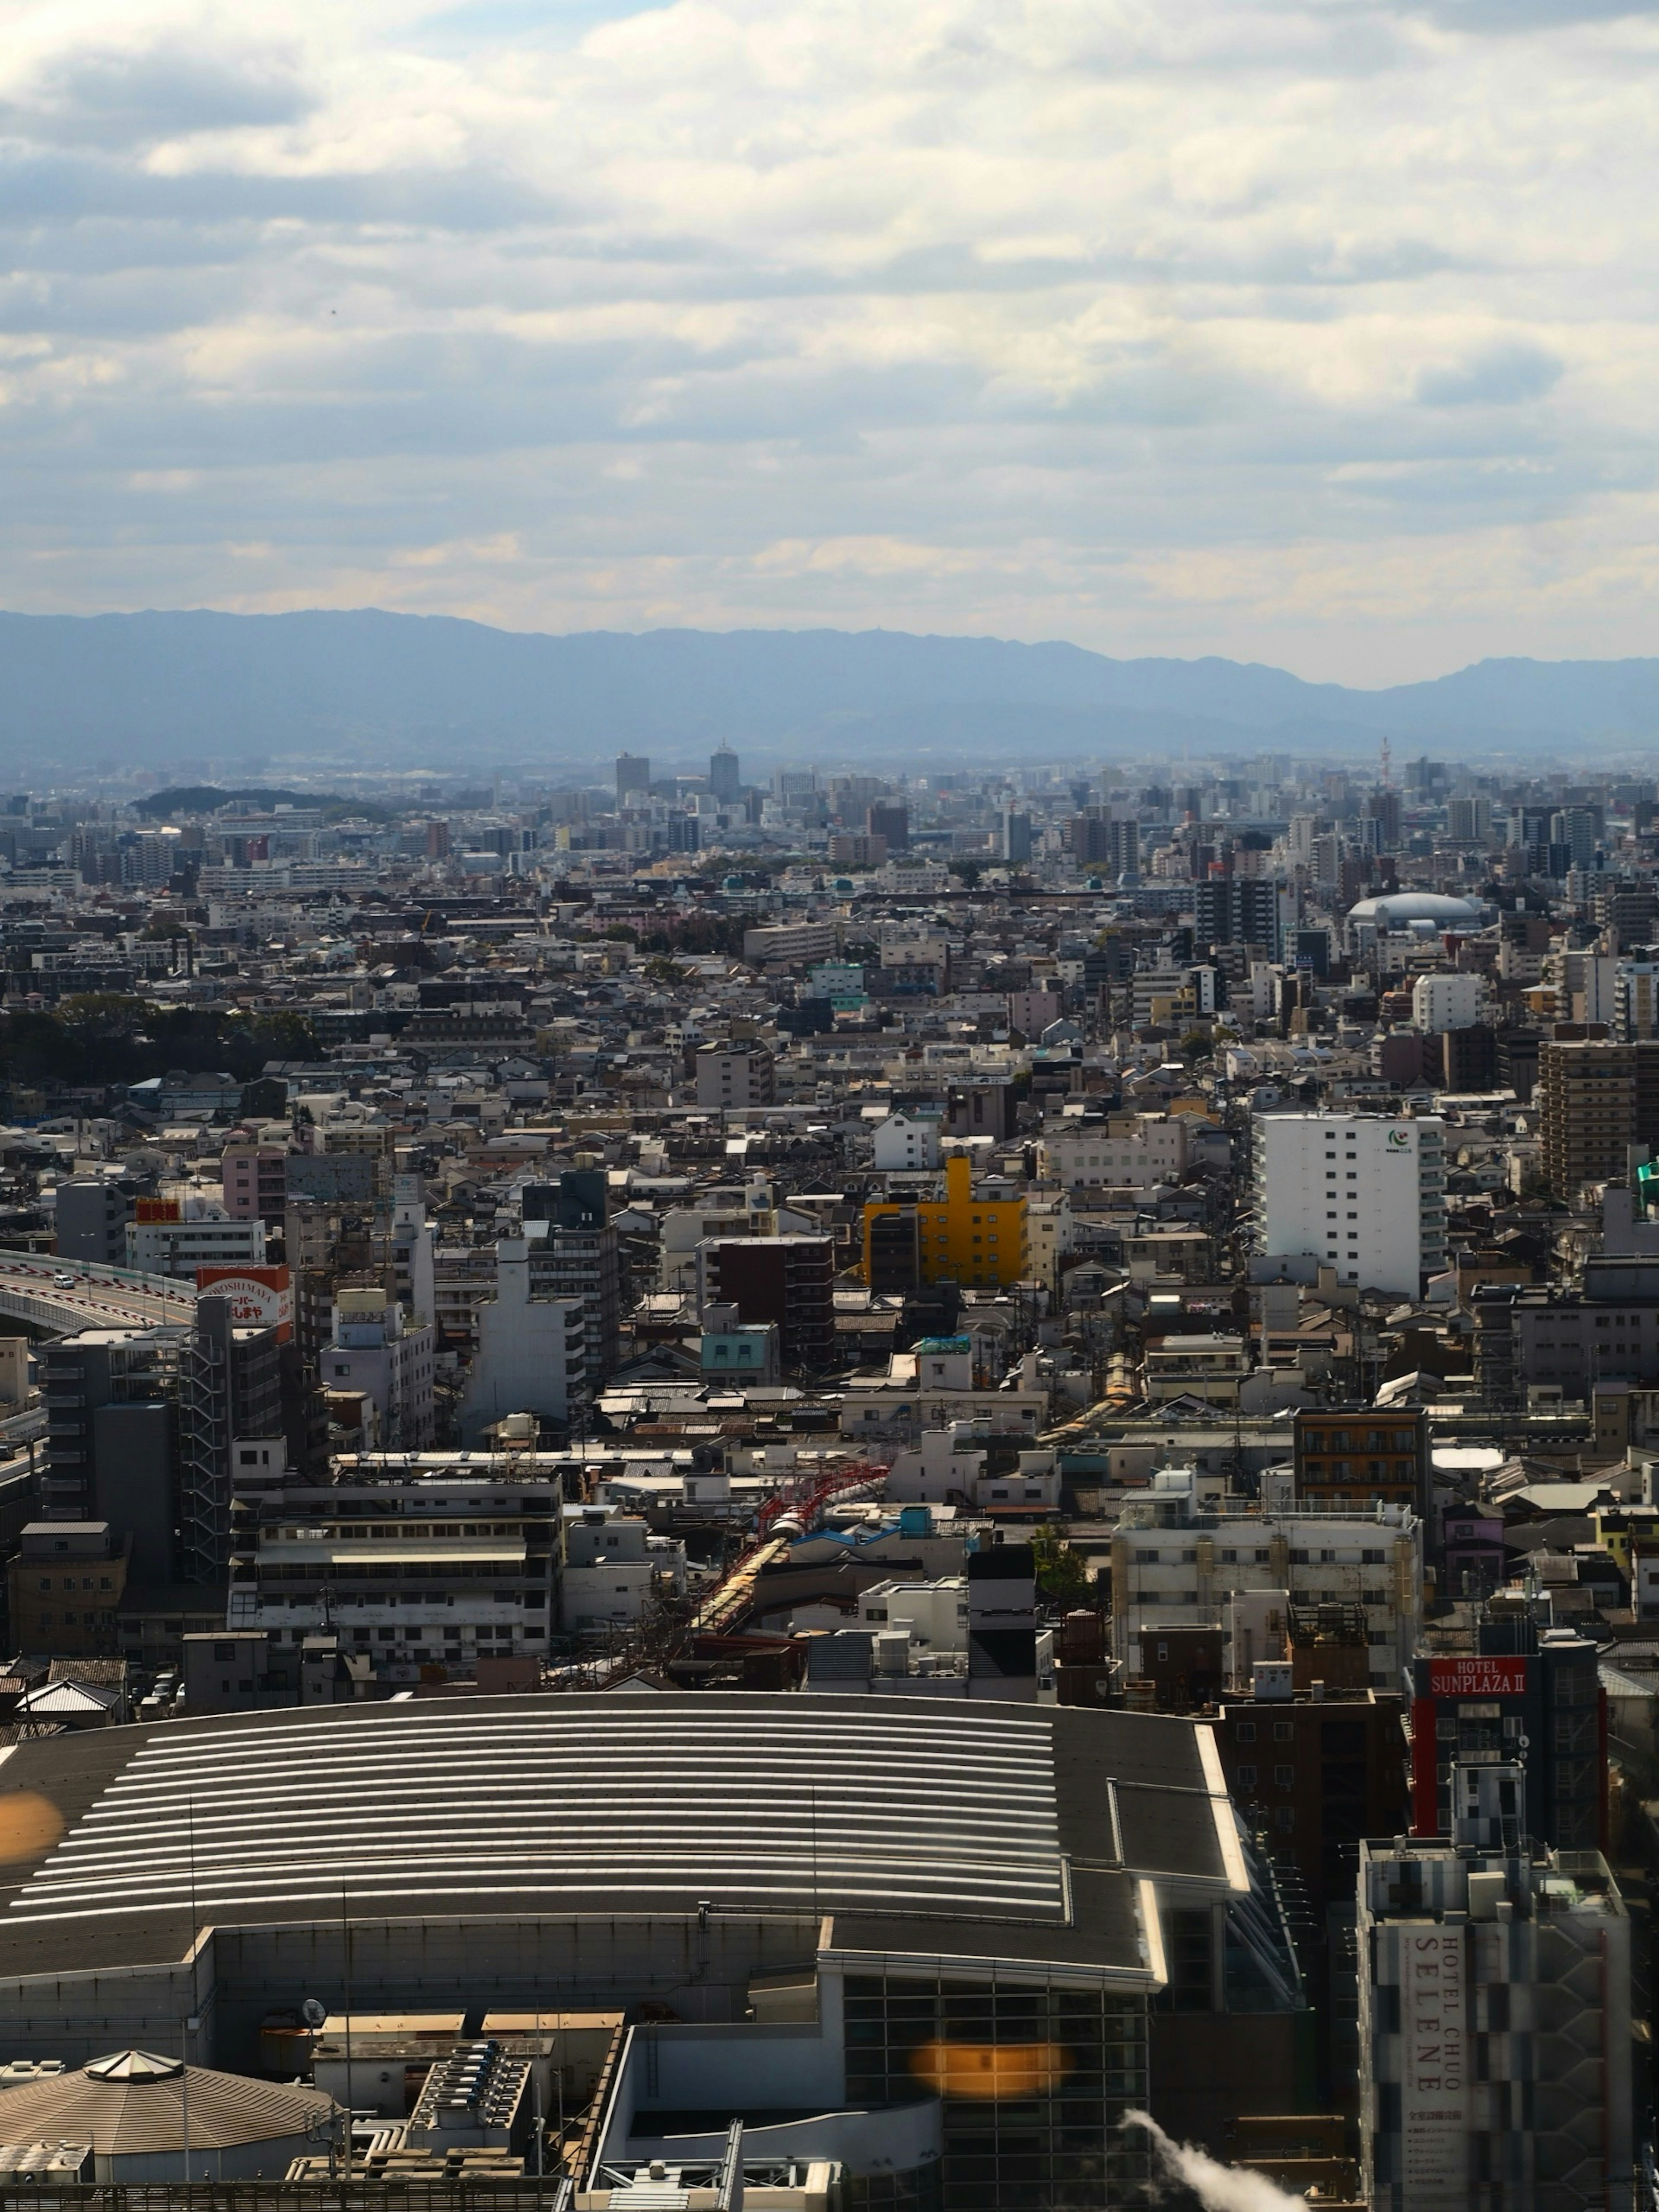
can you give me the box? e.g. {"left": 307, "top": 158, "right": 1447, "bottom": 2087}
{"left": 843, "top": 1972, "right": 1151, "bottom": 2212}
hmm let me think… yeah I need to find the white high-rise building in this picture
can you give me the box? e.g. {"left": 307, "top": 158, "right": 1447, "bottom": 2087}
{"left": 1253, "top": 1111, "right": 1446, "bottom": 1294}
{"left": 1411, "top": 972, "right": 1486, "bottom": 1033}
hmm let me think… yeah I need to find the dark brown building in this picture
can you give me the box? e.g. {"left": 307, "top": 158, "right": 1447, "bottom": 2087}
{"left": 705, "top": 1235, "right": 836, "bottom": 1373}
{"left": 1293, "top": 1405, "right": 1428, "bottom": 1513}
{"left": 1214, "top": 1685, "right": 1408, "bottom": 1912}
{"left": 1138, "top": 1622, "right": 1224, "bottom": 1710}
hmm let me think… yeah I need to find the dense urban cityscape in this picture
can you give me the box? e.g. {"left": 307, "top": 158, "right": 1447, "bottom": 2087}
{"left": 0, "top": 743, "right": 1649, "bottom": 2210}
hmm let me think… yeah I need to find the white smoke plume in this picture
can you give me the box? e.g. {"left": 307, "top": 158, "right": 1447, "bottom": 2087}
{"left": 1123, "top": 2111, "right": 1310, "bottom": 2212}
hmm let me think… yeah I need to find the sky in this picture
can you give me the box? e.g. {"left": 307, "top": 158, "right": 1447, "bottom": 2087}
{"left": 2, "top": 0, "right": 1658, "bottom": 684}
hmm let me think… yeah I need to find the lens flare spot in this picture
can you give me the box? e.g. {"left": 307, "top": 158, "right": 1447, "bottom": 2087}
{"left": 909, "top": 2040, "right": 1073, "bottom": 2099}
{"left": 0, "top": 1792, "right": 64, "bottom": 1864}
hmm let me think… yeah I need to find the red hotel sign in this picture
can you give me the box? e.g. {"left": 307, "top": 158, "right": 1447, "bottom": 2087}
{"left": 1427, "top": 1656, "right": 1527, "bottom": 1697}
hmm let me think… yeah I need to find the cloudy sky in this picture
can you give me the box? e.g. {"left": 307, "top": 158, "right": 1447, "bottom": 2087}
{"left": 1, "top": 0, "right": 1656, "bottom": 682}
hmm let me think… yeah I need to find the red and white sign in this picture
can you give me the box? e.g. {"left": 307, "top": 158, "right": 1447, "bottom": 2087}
{"left": 195, "top": 1264, "right": 293, "bottom": 1341}
{"left": 1427, "top": 1656, "right": 1527, "bottom": 1697}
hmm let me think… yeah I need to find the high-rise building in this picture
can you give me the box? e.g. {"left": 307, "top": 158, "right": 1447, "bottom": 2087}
{"left": 1446, "top": 794, "right": 1493, "bottom": 842}
{"left": 456, "top": 1241, "right": 587, "bottom": 1445}
{"left": 177, "top": 1297, "right": 286, "bottom": 1583}
{"left": 702, "top": 1235, "right": 835, "bottom": 1371}
{"left": 523, "top": 1169, "right": 622, "bottom": 1387}
{"left": 1548, "top": 804, "right": 1599, "bottom": 872}
{"left": 615, "top": 752, "right": 652, "bottom": 804}
{"left": 1252, "top": 1111, "right": 1447, "bottom": 1294}
{"left": 866, "top": 800, "right": 909, "bottom": 851}
{"left": 1407, "top": 1622, "right": 1605, "bottom": 1851}
{"left": 1358, "top": 1790, "right": 1632, "bottom": 2212}
{"left": 1535, "top": 1037, "right": 1659, "bottom": 1197}
{"left": 709, "top": 745, "right": 741, "bottom": 802}
{"left": 999, "top": 807, "right": 1032, "bottom": 864}
{"left": 39, "top": 1328, "right": 176, "bottom": 1567}
{"left": 1068, "top": 813, "right": 1139, "bottom": 880}
{"left": 1194, "top": 874, "right": 1292, "bottom": 959}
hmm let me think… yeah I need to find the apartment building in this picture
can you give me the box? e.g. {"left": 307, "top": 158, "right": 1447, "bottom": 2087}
{"left": 226, "top": 1463, "right": 563, "bottom": 1681}
{"left": 1109, "top": 1468, "right": 1422, "bottom": 1687}
{"left": 694, "top": 1041, "right": 776, "bottom": 1109}
{"left": 322, "top": 1290, "right": 435, "bottom": 1449}
{"left": 1538, "top": 1036, "right": 1659, "bottom": 1198}
{"left": 1253, "top": 1111, "right": 1447, "bottom": 1294}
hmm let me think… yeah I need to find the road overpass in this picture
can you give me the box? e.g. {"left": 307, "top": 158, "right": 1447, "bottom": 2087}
{"left": 0, "top": 1255, "right": 198, "bottom": 1336}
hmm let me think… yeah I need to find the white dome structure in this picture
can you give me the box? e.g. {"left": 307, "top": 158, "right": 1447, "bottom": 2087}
{"left": 1346, "top": 892, "right": 1484, "bottom": 929}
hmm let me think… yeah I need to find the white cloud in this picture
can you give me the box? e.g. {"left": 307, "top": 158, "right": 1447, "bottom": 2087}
{"left": 0, "top": 0, "right": 1656, "bottom": 677}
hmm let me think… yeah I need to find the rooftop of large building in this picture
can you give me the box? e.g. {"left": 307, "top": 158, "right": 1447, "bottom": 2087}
{"left": 0, "top": 1693, "right": 1242, "bottom": 1990}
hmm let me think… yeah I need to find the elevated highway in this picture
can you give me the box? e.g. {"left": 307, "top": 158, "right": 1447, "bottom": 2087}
{"left": 0, "top": 1255, "right": 198, "bottom": 1337}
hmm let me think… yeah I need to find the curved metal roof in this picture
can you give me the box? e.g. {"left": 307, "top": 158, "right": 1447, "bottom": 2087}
{"left": 11, "top": 1700, "right": 1065, "bottom": 1929}
{"left": 0, "top": 1696, "right": 1244, "bottom": 1990}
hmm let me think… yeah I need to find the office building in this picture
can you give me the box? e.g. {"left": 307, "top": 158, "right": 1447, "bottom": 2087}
{"left": 1474, "top": 1256, "right": 1659, "bottom": 1401}
{"left": 1411, "top": 971, "right": 1486, "bottom": 1033}
{"left": 1252, "top": 1110, "right": 1447, "bottom": 1294}
{"left": 999, "top": 807, "right": 1032, "bottom": 864}
{"left": 615, "top": 752, "right": 651, "bottom": 803}
{"left": 1359, "top": 1795, "right": 1632, "bottom": 2212}
{"left": 126, "top": 1209, "right": 267, "bottom": 1278}
{"left": 866, "top": 800, "right": 909, "bottom": 851}
{"left": 1039, "top": 1113, "right": 1189, "bottom": 1192}
{"left": 709, "top": 745, "right": 742, "bottom": 802}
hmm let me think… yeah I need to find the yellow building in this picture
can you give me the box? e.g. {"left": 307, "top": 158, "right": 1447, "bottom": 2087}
{"left": 863, "top": 1152, "right": 1028, "bottom": 1290}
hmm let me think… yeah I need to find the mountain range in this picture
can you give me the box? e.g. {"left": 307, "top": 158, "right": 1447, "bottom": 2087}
{"left": 2, "top": 608, "right": 1658, "bottom": 772}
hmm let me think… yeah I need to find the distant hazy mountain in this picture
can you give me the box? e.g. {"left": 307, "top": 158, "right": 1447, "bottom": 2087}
{"left": 2, "top": 608, "right": 1658, "bottom": 771}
